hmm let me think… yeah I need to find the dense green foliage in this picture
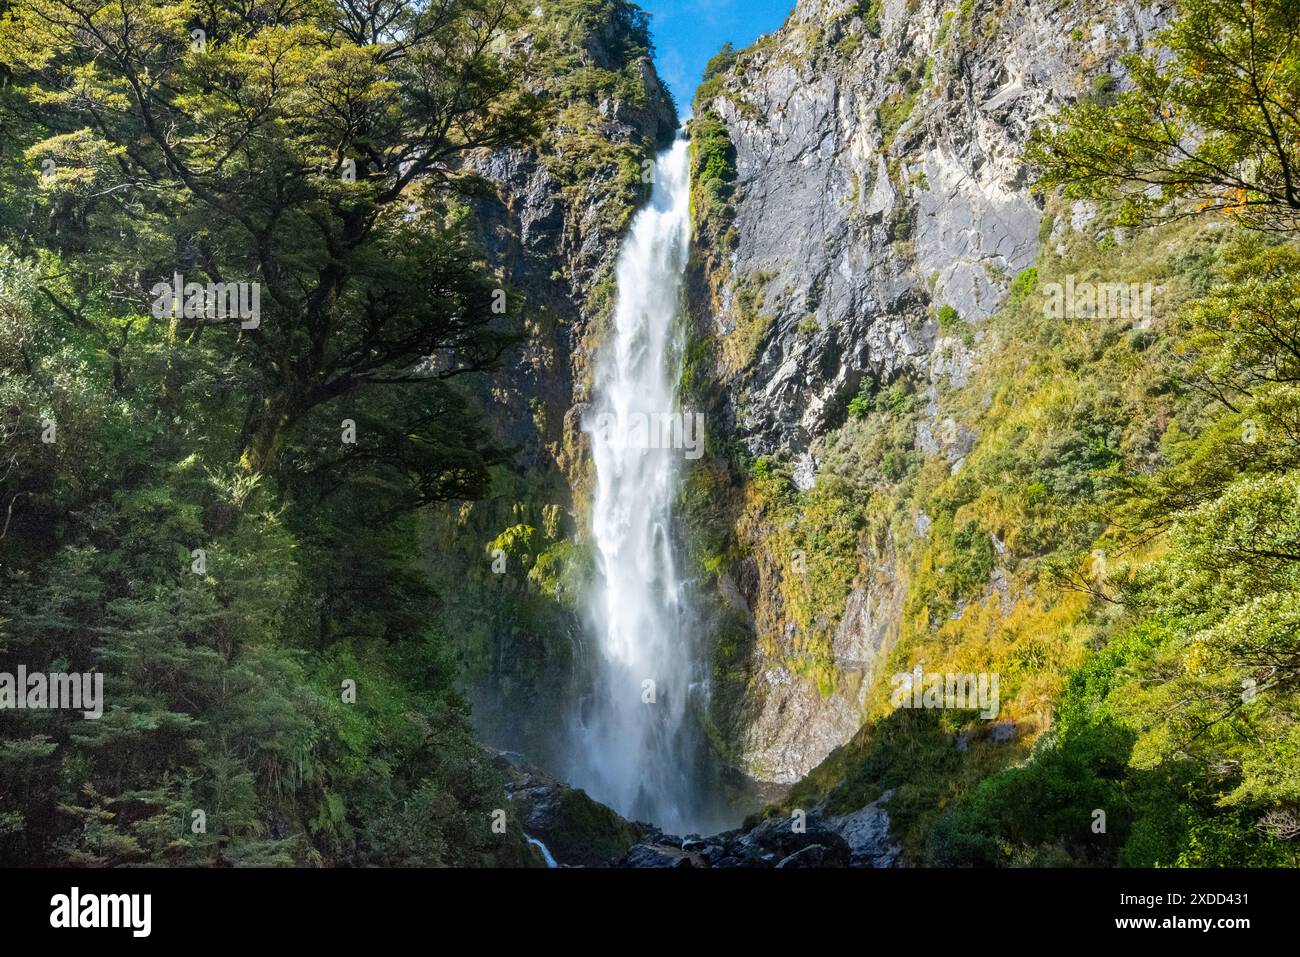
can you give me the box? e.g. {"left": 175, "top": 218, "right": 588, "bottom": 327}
{"left": 933, "top": 236, "right": 1300, "bottom": 866}
{"left": 1030, "top": 0, "right": 1300, "bottom": 232}
{"left": 528, "top": 0, "right": 673, "bottom": 234}
{"left": 688, "top": 114, "right": 737, "bottom": 244}
{"left": 768, "top": 214, "right": 1299, "bottom": 866}
{"left": 0, "top": 0, "right": 564, "bottom": 866}
{"left": 924, "top": 0, "right": 1300, "bottom": 866}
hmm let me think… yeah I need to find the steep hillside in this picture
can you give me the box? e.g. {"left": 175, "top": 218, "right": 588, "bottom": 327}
{"left": 681, "top": 0, "right": 1300, "bottom": 865}
{"left": 682, "top": 0, "right": 1164, "bottom": 785}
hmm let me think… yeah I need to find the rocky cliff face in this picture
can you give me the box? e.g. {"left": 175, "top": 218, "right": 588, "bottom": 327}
{"left": 687, "top": 0, "right": 1164, "bottom": 784}
{"left": 473, "top": 13, "right": 677, "bottom": 475}
{"left": 698, "top": 0, "right": 1165, "bottom": 461}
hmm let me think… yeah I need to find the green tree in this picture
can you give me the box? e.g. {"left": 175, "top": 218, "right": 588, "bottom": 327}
{"left": 1030, "top": 0, "right": 1300, "bottom": 232}
{"left": 0, "top": 0, "right": 560, "bottom": 868}
{"left": 0, "top": 0, "right": 542, "bottom": 482}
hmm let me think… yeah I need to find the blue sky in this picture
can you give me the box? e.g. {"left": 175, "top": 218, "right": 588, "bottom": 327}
{"left": 638, "top": 0, "right": 794, "bottom": 114}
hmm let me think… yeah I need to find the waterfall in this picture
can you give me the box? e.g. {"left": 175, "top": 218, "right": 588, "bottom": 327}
{"left": 569, "top": 136, "right": 708, "bottom": 834}
{"left": 526, "top": 835, "right": 558, "bottom": 868}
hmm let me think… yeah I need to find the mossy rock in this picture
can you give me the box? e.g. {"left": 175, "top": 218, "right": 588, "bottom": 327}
{"left": 527, "top": 786, "right": 642, "bottom": 866}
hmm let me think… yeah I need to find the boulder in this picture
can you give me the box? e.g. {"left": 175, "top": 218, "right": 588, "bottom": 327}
{"left": 729, "top": 813, "right": 852, "bottom": 867}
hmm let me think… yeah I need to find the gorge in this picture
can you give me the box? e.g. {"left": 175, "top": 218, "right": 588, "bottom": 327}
{"left": 2, "top": 0, "right": 1296, "bottom": 872}
{"left": 449, "top": 0, "right": 1300, "bottom": 868}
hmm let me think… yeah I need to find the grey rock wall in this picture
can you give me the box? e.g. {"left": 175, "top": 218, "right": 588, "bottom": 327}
{"left": 693, "top": 0, "right": 1164, "bottom": 784}
{"left": 699, "top": 0, "right": 1164, "bottom": 459}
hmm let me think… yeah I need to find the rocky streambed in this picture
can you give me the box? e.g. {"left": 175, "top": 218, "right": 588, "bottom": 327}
{"left": 491, "top": 750, "right": 900, "bottom": 869}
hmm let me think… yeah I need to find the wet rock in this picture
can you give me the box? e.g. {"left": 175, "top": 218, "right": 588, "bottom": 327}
{"left": 738, "top": 676, "right": 866, "bottom": 785}
{"left": 619, "top": 844, "right": 693, "bottom": 868}
{"left": 740, "top": 543, "right": 907, "bottom": 785}
{"left": 699, "top": 844, "right": 727, "bottom": 866}
{"left": 492, "top": 750, "right": 641, "bottom": 867}
{"left": 635, "top": 824, "right": 685, "bottom": 849}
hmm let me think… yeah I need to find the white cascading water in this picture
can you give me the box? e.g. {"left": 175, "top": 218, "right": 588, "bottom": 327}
{"left": 570, "top": 136, "right": 701, "bottom": 833}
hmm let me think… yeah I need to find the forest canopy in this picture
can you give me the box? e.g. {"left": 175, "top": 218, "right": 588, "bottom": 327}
{"left": 0, "top": 0, "right": 554, "bottom": 867}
